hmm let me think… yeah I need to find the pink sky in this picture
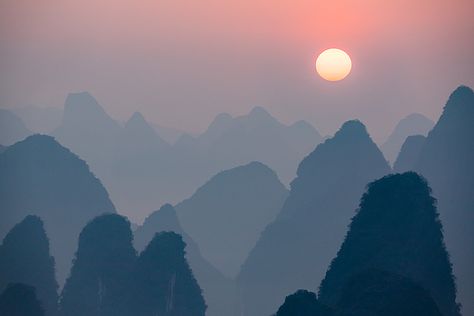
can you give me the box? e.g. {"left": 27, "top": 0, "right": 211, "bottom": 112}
{"left": 1, "top": 0, "right": 473, "bottom": 140}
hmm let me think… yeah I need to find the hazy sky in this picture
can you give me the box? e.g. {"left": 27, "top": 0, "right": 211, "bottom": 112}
{"left": 1, "top": 0, "right": 473, "bottom": 141}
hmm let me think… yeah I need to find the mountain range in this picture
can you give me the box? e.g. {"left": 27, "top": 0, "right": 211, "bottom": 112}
{"left": 52, "top": 92, "right": 321, "bottom": 222}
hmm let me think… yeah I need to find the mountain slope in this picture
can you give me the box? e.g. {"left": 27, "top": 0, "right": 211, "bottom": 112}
{"left": 237, "top": 120, "right": 390, "bottom": 316}
{"left": 0, "top": 134, "right": 116, "bottom": 285}
{"left": 176, "top": 161, "right": 288, "bottom": 278}
{"left": 0, "top": 109, "right": 31, "bottom": 145}
{"left": 381, "top": 113, "right": 433, "bottom": 164}
{"left": 393, "top": 134, "right": 426, "bottom": 172}
{"left": 59, "top": 214, "right": 136, "bottom": 316}
{"left": 414, "top": 85, "right": 474, "bottom": 315}
{"left": 134, "top": 204, "right": 236, "bottom": 316}
{"left": 319, "top": 172, "right": 460, "bottom": 316}
{"left": 0, "top": 215, "right": 58, "bottom": 316}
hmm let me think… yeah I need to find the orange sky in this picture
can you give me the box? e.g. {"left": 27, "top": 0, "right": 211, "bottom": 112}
{"left": 1, "top": 0, "right": 473, "bottom": 140}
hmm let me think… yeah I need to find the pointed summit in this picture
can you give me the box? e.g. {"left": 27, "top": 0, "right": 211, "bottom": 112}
{"left": 248, "top": 106, "right": 272, "bottom": 118}
{"left": 336, "top": 119, "right": 368, "bottom": 138}
{"left": 125, "top": 112, "right": 159, "bottom": 141}
{"left": 443, "top": 85, "right": 474, "bottom": 113}
{"left": 62, "top": 92, "right": 118, "bottom": 128}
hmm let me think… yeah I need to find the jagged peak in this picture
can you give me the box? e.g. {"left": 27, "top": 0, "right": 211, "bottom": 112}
{"left": 143, "top": 204, "right": 180, "bottom": 227}
{"left": 335, "top": 120, "right": 369, "bottom": 139}
{"left": 64, "top": 92, "right": 103, "bottom": 112}
{"left": 125, "top": 111, "right": 152, "bottom": 129}
{"left": 248, "top": 106, "right": 272, "bottom": 118}
{"left": 443, "top": 85, "right": 474, "bottom": 112}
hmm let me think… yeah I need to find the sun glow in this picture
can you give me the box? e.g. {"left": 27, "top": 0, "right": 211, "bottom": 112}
{"left": 316, "top": 48, "right": 352, "bottom": 81}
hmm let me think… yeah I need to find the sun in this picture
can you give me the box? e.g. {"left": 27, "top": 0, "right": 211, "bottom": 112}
{"left": 316, "top": 48, "right": 352, "bottom": 81}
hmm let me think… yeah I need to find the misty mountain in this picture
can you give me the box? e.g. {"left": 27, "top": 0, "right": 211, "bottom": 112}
{"left": 134, "top": 204, "right": 236, "bottom": 316}
{"left": 176, "top": 161, "right": 289, "bottom": 278}
{"left": 131, "top": 232, "right": 206, "bottom": 316}
{"left": 12, "top": 105, "right": 63, "bottom": 134}
{"left": 381, "top": 113, "right": 433, "bottom": 164}
{"left": 413, "top": 85, "right": 474, "bottom": 315}
{"left": 0, "top": 109, "right": 31, "bottom": 145}
{"left": 237, "top": 120, "right": 390, "bottom": 316}
{"left": 0, "top": 134, "right": 116, "bottom": 285}
{"left": 176, "top": 106, "right": 322, "bottom": 184}
{"left": 52, "top": 93, "right": 321, "bottom": 222}
{"left": 151, "top": 122, "right": 184, "bottom": 144}
{"left": 319, "top": 172, "right": 460, "bottom": 316}
{"left": 60, "top": 214, "right": 136, "bottom": 316}
{"left": 0, "top": 215, "right": 58, "bottom": 316}
{"left": 0, "top": 283, "right": 45, "bottom": 316}
{"left": 0, "top": 145, "right": 6, "bottom": 153}
{"left": 393, "top": 135, "right": 426, "bottom": 173}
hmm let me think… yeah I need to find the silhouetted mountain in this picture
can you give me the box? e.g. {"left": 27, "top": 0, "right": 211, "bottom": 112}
{"left": 134, "top": 204, "right": 236, "bottom": 316}
{"left": 59, "top": 214, "right": 136, "bottom": 316}
{"left": 0, "top": 216, "right": 57, "bottom": 316}
{"left": 131, "top": 232, "right": 206, "bottom": 316}
{"left": 176, "top": 161, "right": 288, "bottom": 278}
{"left": 275, "top": 290, "right": 333, "bottom": 316}
{"left": 336, "top": 270, "right": 443, "bottom": 316}
{"left": 53, "top": 92, "right": 122, "bottom": 173}
{"left": 237, "top": 120, "right": 390, "bottom": 316}
{"left": 413, "top": 85, "right": 474, "bottom": 314}
{"left": 0, "top": 145, "right": 5, "bottom": 153}
{"left": 0, "top": 109, "right": 31, "bottom": 145}
{"left": 319, "top": 172, "right": 460, "bottom": 316}
{"left": 381, "top": 113, "right": 433, "bottom": 164}
{"left": 13, "top": 105, "right": 63, "bottom": 134}
{"left": 0, "top": 135, "right": 115, "bottom": 285}
{"left": 392, "top": 135, "right": 426, "bottom": 172}
{"left": 0, "top": 283, "right": 45, "bottom": 316}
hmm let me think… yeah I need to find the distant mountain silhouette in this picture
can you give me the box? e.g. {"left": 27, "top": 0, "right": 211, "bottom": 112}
{"left": 12, "top": 105, "right": 63, "bottom": 134}
{"left": 336, "top": 269, "right": 443, "bottom": 316}
{"left": 176, "top": 161, "right": 288, "bottom": 278}
{"left": 53, "top": 93, "right": 321, "bottom": 222}
{"left": 319, "top": 172, "right": 460, "bottom": 316}
{"left": 0, "top": 109, "right": 31, "bottom": 145}
{"left": 392, "top": 135, "right": 426, "bottom": 172}
{"left": 0, "top": 283, "right": 45, "bottom": 316}
{"left": 413, "top": 85, "right": 474, "bottom": 315}
{"left": 275, "top": 290, "right": 333, "bottom": 316}
{"left": 0, "top": 145, "right": 5, "bottom": 153}
{"left": 0, "top": 216, "right": 58, "bottom": 316}
{"left": 134, "top": 204, "right": 236, "bottom": 316}
{"left": 0, "top": 135, "right": 116, "bottom": 285}
{"left": 176, "top": 106, "right": 322, "bottom": 184}
{"left": 237, "top": 120, "right": 390, "bottom": 316}
{"left": 59, "top": 214, "right": 136, "bottom": 316}
{"left": 131, "top": 232, "right": 206, "bottom": 316}
{"left": 381, "top": 113, "right": 433, "bottom": 164}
